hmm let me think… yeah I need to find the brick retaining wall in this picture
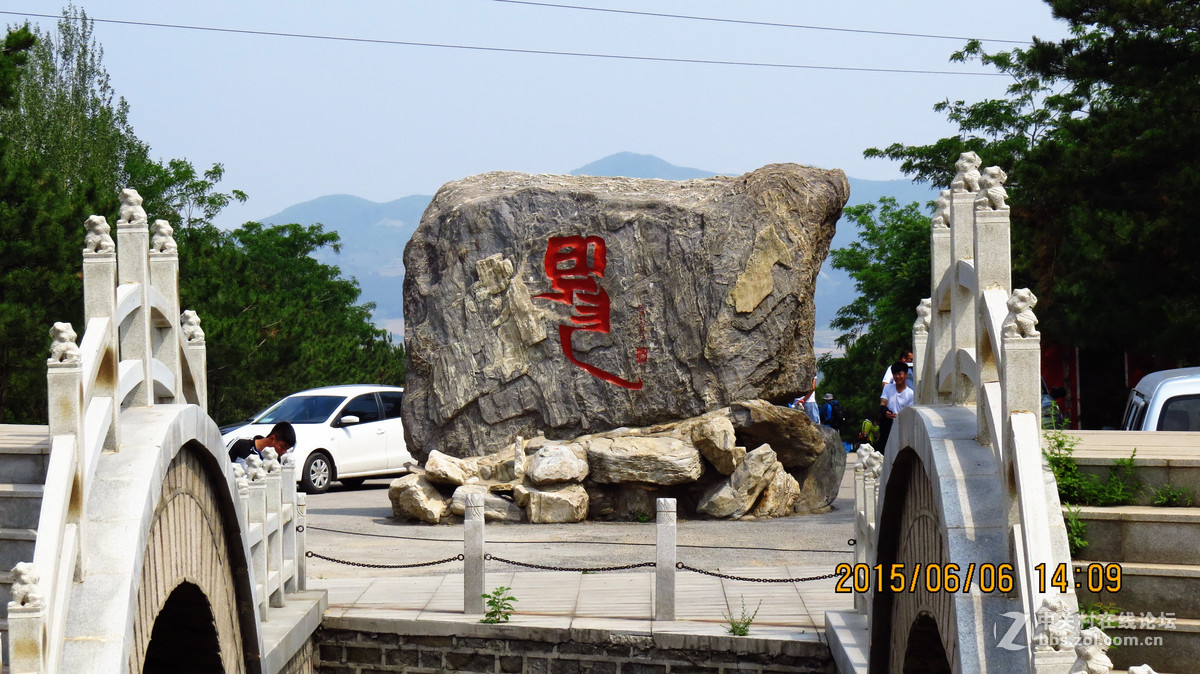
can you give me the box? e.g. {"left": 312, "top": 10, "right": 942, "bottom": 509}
{"left": 315, "top": 625, "right": 833, "bottom": 674}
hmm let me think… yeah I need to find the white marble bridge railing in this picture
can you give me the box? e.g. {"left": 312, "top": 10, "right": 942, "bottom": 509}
{"left": 841, "top": 155, "right": 1083, "bottom": 672}
{"left": 7, "top": 192, "right": 315, "bottom": 673}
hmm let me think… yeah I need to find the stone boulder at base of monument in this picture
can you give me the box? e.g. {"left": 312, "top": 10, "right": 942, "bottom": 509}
{"left": 696, "top": 444, "right": 780, "bottom": 519}
{"left": 388, "top": 473, "right": 450, "bottom": 524}
{"left": 402, "top": 164, "right": 848, "bottom": 460}
{"left": 388, "top": 399, "right": 845, "bottom": 524}
{"left": 450, "top": 485, "right": 525, "bottom": 522}
{"left": 525, "top": 444, "right": 589, "bottom": 485}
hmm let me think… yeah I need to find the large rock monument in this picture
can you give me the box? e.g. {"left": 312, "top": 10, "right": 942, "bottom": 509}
{"left": 402, "top": 164, "right": 849, "bottom": 460}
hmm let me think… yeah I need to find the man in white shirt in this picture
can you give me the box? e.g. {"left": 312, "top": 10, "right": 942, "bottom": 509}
{"left": 878, "top": 362, "right": 914, "bottom": 452}
{"left": 881, "top": 350, "right": 914, "bottom": 389}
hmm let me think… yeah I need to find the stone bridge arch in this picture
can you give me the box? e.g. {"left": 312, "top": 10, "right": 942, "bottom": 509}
{"left": 4, "top": 191, "right": 324, "bottom": 673}
{"left": 123, "top": 435, "right": 256, "bottom": 672}
{"left": 827, "top": 156, "right": 1079, "bottom": 673}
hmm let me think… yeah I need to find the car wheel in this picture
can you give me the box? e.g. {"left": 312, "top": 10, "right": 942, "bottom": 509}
{"left": 339, "top": 477, "right": 366, "bottom": 488}
{"left": 301, "top": 451, "right": 333, "bottom": 494}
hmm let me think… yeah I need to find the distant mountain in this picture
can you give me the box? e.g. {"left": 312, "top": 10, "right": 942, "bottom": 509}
{"left": 570, "top": 152, "right": 715, "bottom": 180}
{"left": 258, "top": 154, "right": 935, "bottom": 350}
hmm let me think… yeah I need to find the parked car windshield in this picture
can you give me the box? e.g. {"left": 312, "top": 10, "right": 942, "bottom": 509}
{"left": 255, "top": 395, "right": 345, "bottom": 425}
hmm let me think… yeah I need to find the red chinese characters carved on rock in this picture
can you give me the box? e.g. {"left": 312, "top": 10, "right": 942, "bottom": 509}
{"left": 534, "top": 235, "right": 643, "bottom": 390}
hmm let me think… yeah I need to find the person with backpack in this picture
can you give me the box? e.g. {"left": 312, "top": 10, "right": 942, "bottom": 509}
{"left": 820, "top": 393, "right": 844, "bottom": 430}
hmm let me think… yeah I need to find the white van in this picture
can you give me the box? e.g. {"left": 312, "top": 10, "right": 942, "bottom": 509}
{"left": 1119, "top": 367, "right": 1200, "bottom": 431}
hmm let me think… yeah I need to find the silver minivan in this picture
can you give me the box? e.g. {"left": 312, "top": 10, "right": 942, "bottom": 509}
{"left": 1120, "top": 367, "right": 1200, "bottom": 431}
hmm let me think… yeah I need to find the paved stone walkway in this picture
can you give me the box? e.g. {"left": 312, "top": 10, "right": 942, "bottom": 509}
{"left": 312, "top": 565, "right": 851, "bottom": 644}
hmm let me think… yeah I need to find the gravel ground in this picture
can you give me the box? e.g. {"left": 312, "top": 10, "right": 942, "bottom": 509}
{"left": 303, "top": 468, "right": 857, "bottom": 581}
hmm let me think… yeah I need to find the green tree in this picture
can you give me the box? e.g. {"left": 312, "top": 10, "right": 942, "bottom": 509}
{"left": 179, "top": 221, "right": 406, "bottom": 425}
{"left": 0, "top": 24, "right": 99, "bottom": 422}
{"left": 0, "top": 7, "right": 404, "bottom": 425}
{"left": 864, "top": 1, "right": 1200, "bottom": 362}
{"left": 819, "top": 198, "right": 931, "bottom": 429}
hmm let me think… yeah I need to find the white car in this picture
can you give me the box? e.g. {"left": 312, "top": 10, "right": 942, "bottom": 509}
{"left": 221, "top": 385, "right": 413, "bottom": 493}
{"left": 1121, "top": 367, "right": 1200, "bottom": 431}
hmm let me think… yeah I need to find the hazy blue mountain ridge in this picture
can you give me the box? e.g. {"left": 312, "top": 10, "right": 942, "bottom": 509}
{"left": 258, "top": 153, "right": 936, "bottom": 348}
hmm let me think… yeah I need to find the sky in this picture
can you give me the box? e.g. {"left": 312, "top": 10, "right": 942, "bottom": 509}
{"left": 5, "top": 1, "right": 1074, "bottom": 229}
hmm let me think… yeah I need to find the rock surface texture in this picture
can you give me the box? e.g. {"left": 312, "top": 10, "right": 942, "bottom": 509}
{"left": 403, "top": 164, "right": 848, "bottom": 459}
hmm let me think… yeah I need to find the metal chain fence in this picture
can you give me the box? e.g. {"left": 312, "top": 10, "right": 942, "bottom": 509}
{"left": 483, "top": 553, "right": 656, "bottom": 573}
{"left": 305, "top": 551, "right": 465, "bottom": 570}
{"left": 675, "top": 561, "right": 839, "bottom": 583}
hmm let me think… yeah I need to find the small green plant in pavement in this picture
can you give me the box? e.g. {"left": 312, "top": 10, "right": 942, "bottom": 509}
{"left": 480, "top": 586, "right": 517, "bottom": 623}
{"left": 1064, "top": 505, "right": 1088, "bottom": 556}
{"left": 723, "top": 596, "right": 762, "bottom": 636}
{"left": 1151, "top": 483, "right": 1194, "bottom": 507}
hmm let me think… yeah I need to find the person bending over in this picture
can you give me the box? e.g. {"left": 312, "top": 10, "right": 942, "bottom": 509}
{"left": 228, "top": 421, "right": 296, "bottom": 465}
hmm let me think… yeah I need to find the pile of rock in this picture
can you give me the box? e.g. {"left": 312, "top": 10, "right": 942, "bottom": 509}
{"left": 389, "top": 400, "right": 845, "bottom": 524}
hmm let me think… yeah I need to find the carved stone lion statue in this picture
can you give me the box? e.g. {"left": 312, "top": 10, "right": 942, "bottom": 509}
{"left": 117, "top": 188, "right": 147, "bottom": 226}
{"left": 261, "top": 447, "right": 282, "bottom": 474}
{"left": 10, "top": 561, "right": 45, "bottom": 608}
{"left": 931, "top": 189, "right": 951, "bottom": 228}
{"left": 951, "top": 151, "right": 982, "bottom": 192}
{"left": 1033, "top": 595, "right": 1076, "bottom": 652}
{"left": 245, "top": 454, "right": 267, "bottom": 482}
{"left": 974, "top": 166, "right": 1010, "bottom": 210}
{"left": 1002, "top": 288, "right": 1039, "bottom": 339}
{"left": 855, "top": 444, "right": 884, "bottom": 479}
{"left": 83, "top": 215, "right": 116, "bottom": 253}
{"left": 150, "top": 219, "right": 177, "bottom": 253}
{"left": 181, "top": 309, "right": 205, "bottom": 342}
{"left": 914, "top": 298, "right": 932, "bottom": 335}
{"left": 48, "top": 322, "right": 80, "bottom": 363}
{"left": 1070, "top": 626, "right": 1113, "bottom": 674}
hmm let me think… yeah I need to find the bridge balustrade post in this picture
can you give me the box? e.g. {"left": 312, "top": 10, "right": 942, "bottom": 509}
{"left": 6, "top": 603, "right": 46, "bottom": 674}
{"left": 116, "top": 208, "right": 153, "bottom": 407}
{"left": 1002, "top": 333, "right": 1041, "bottom": 424}
{"left": 464, "top": 493, "right": 484, "bottom": 615}
{"left": 295, "top": 493, "right": 308, "bottom": 591}
{"left": 949, "top": 190, "right": 978, "bottom": 406}
{"left": 265, "top": 470, "right": 285, "bottom": 608}
{"left": 185, "top": 337, "right": 208, "bottom": 412}
{"left": 281, "top": 461, "right": 299, "bottom": 595}
{"left": 83, "top": 248, "right": 120, "bottom": 453}
{"left": 973, "top": 203, "right": 1012, "bottom": 444}
{"left": 655, "top": 497, "right": 676, "bottom": 621}
{"left": 247, "top": 477, "right": 269, "bottom": 621}
{"left": 929, "top": 190, "right": 953, "bottom": 403}
{"left": 863, "top": 475, "right": 878, "bottom": 552}
{"left": 47, "top": 359, "right": 82, "bottom": 440}
{"left": 853, "top": 464, "right": 868, "bottom": 614}
{"left": 913, "top": 301, "right": 931, "bottom": 405}
{"left": 149, "top": 244, "right": 182, "bottom": 403}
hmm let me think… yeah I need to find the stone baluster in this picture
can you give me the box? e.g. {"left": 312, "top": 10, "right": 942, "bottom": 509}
{"left": 929, "top": 189, "right": 953, "bottom": 403}
{"left": 115, "top": 191, "right": 153, "bottom": 407}
{"left": 295, "top": 493, "right": 308, "bottom": 592}
{"left": 464, "top": 493, "right": 484, "bottom": 615}
{"left": 182, "top": 313, "right": 208, "bottom": 412}
{"left": 46, "top": 326, "right": 87, "bottom": 580}
{"left": 913, "top": 298, "right": 932, "bottom": 405}
{"left": 149, "top": 234, "right": 182, "bottom": 403}
{"left": 948, "top": 152, "right": 982, "bottom": 406}
{"left": 973, "top": 168, "right": 1012, "bottom": 444}
{"left": 655, "top": 498, "right": 676, "bottom": 621}
{"left": 6, "top": 603, "right": 46, "bottom": 673}
{"left": 47, "top": 332, "right": 82, "bottom": 441}
{"left": 281, "top": 457, "right": 299, "bottom": 595}
{"left": 265, "top": 469, "right": 285, "bottom": 608}
{"left": 247, "top": 473, "right": 269, "bottom": 621}
{"left": 82, "top": 234, "right": 120, "bottom": 452}
{"left": 853, "top": 463, "right": 868, "bottom": 614}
